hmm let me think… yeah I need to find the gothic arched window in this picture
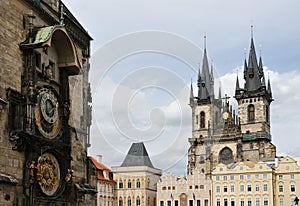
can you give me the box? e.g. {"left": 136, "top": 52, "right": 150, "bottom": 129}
{"left": 248, "top": 104, "right": 255, "bottom": 122}
{"left": 200, "top": 111, "right": 205, "bottom": 128}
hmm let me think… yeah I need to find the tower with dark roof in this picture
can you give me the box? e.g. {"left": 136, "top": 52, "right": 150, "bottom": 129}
{"left": 112, "top": 142, "right": 161, "bottom": 206}
{"left": 235, "top": 31, "right": 273, "bottom": 140}
{"left": 187, "top": 32, "right": 276, "bottom": 176}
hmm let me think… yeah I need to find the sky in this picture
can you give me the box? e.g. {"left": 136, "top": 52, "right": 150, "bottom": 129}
{"left": 63, "top": 0, "right": 300, "bottom": 175}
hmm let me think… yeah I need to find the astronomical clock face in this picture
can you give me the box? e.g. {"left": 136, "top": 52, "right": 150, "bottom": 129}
{"left": 37, "top": 153, "right": 61, "bottom": 196}
{"left": 35, "top": 88, "right": 60, "bottom": 138}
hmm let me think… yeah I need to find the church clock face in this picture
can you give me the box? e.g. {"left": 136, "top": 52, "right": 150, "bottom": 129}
{"left": 219, "top": 147, "right": 234, "bottom": 165}
{"left": 35, "top": 88, "right": 60, "bottom": 138}
{"left": 37, "top": 153, "right": 61, "bottom": 196}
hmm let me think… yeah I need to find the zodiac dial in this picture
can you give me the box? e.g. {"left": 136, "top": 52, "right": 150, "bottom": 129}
{"left": 37, "top": 153, "right": 61, "bottom": 196}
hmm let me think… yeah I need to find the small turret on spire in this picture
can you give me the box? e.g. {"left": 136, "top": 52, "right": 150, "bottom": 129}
{"left": 235, "top": 74, "right": 240, "bottom": 92}
{"left": 189, "top": 78, "right": 194, "bottom": 107}
{"left": 267, "top": 74, "right": 272, "bottom": 95}
{"left": 218, "top": 82, "right": 222, "bottom": 100}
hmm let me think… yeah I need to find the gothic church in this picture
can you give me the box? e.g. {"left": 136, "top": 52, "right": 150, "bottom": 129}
{"left": 187, "top": 34, "right": 276, "bottom": 175}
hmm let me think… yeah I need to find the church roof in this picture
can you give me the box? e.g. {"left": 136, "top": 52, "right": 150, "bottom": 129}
{"left": 121, "top": 142, "right": 154, "bottom": 168}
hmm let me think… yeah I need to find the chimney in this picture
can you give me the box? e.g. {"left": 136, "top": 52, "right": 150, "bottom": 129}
{"left": 96, "top": 155, "right": 102, "bottom": 163}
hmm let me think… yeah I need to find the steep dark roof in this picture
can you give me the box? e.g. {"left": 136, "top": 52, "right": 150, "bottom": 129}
{"left": 121, "top": 142, "right": 154, "bottom": 168}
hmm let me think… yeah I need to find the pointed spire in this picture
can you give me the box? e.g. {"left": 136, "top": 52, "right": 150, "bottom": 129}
{"left": 267, "top": 75, "right": 272, "bottom": 94}
{"left": 201, "top": 35, "right": 212, "bottom": 96}
{"left": 235, "top": 74, "right": 240, "bottom": 91}
{"left": 243, "top": 25, "right": 263, "bottom": 91}
{"left": 261, "top": 74, "right": 266, "bottom": 87}
{"left": 190, "top": 78, "right": 194, "bottom": 106}
{"left": 218, "top": 82, "right": 222, "bottom": 99}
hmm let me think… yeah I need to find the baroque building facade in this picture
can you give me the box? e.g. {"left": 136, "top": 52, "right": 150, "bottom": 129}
{"left": 157, "top": 169, "right": 212, "bottom": 206}
{"left": 211, "top": 160, "right": 274, "bottom": 206}
{"left": 112, "top": 142, "right": 162, "bottom": 206}
{"left": 0, "top": 0, "right": 93, "bottom": 205}
{"left": 187, "top": 34, "right": 276, "bottom": 176}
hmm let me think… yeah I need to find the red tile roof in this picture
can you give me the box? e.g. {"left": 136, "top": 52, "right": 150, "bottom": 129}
{"left": 88, "top": 156, "right": 115, "bottom": 183}
{"left": 89, "top": 156, "right": 111, "bottom": 172}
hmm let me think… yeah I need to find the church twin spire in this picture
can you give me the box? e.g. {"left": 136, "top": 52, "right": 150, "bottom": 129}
{"left": 235, "top": 28, "right": 272, "bottom": 101}
{"left": 190, "top": 36, "right": 216, "bottom": 106}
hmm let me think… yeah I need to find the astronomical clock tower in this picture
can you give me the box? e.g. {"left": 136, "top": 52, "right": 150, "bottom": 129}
{"left": 187, "top": 34, "right": 276, "bottom": 176}
{"left": 0, "top": 1, "right": 93, "bottom": 205}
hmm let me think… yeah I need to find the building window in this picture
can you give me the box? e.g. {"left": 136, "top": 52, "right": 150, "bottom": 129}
{"left": 279, "top": 174, "right": 283, "bottom": 180}
{"left": 224, "top": 185, "right": 228, "bottom": 192}
{"left": 255, "top": 174, "right": 259, "bottom": 180}
{"left": 136, "top": 196, "right": 141, "bottom": 206}
{"left": 279, "top": 198, "right": 283, "bottom": 206}
{"left": 240, "top": 184, "right": 244, "bottom": 192}
{"left": 128, "top": 197, "right": 132, "bottom": 206}
{"left": 196, "top": 115, "right": 199, "bottom": 124}
{"left": 119, "top": 181, "right": 123, "bottom": 189}
{"left": 217, "top": 199, "right": 220, "bottom": 206}
{"left": 240, "top": 175, "right": 244, "bottom": 180}
{"left": 167, "top": 200, "right": 171, "bottom": 206}
{"left": 200, "top": 111, "right": 205, "bottom": 128}
{"left": 263, "top": 184, "right": 268, "bottom": 192}
{"left": 197, "top": 200, "right": 201, "bottom": 206}
{"left": 119, "top": 197, "right": 123, "bottom": 206}
{"left": 248, "top": 104, "right": 255, "bottom": 121}
{"left": 136, "top": 179, "right": 141, "bottom": 188}
{"left": 247, "top": 185, "right": 252, "bottom": 192}
{"left": 279, "top": 185, "right": 283, "bottom": 192}
{"left": 255, "top": 197, "right": 260, "bottom": 206}
{"left": 291, "top": 174, "right": 295, "bottom": 179}
{"left": 255, "top": 184, "right": 259, "bottom": 192}
{"left": 216, "top": 186, "right": 220, "bottom": 193}
{"left": 216, "top": 176, "right": 220, "bottom": 181}
{"left": 247, "top": 174, "right": 251, "bottom": 180}
{"left": 223, "top": 176, "right": 228, "bottom": 181}
{"left": 263, "top": 174, "right": 267, "bottom": 180}
{"left": 160, "top": 201, "right": 164, "bottom": 206}
{"left": 230, "top": 185, "right": 234, "bottom": 192}
{"left": 291, "top": 184, "right": 296, "bottom": 192}
{"left": 189, "top": 200, "right": 193, "bottom": 206}
{"left": 263, "top": 197, "right": 268, "bottom": 206}
{"left": 175, "top": 200, "right": 179, "bottom": 206}
{"left": 230, "top": 175, "right": 234, "bottom": 181}
{"left": 248, "top": 198, "right": 252, "bottom": 206}
{"left": 240, "top": 198, "right": 245, "bottom": 206}
{"left": 204, "top": 199, "right": 208, "bottom": 206}
{"left": 224, "top": 199, "right": 228, "bottom": 206}
{"left": 231, "top": 198, "right": 235, "bottom": 206}
{"left": 128, "top": 179, "right": 132, "bottom": 188}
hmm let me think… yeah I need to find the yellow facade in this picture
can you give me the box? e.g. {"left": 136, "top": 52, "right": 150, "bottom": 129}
{"left": 211, "top": 161, "right": 274, "bottom": 206}
{"left": 274, "top": 156, "right": 300, "bottom": 206}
